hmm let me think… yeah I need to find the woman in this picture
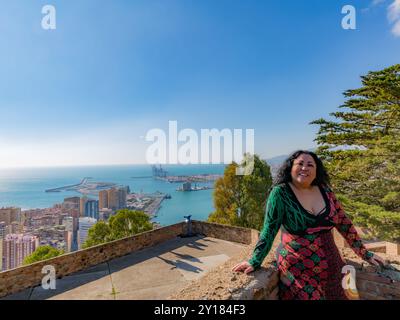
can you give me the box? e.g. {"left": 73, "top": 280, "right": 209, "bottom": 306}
{"left": 232, "top": 150, "right": 385, "bottom": 300}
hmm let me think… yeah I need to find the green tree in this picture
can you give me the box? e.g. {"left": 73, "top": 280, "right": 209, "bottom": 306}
{"left": 83, "top": 221, "right": 112, "bottom": 248}
{"left": 337, "top": 194, "right": 400, "bottom": 242}
{"left": 311, "top": 64, "right": 400, "bottom": 210}
{"left": 23, "top": 245, "right": 64, "bottom": 265}
{"left": 108, "top": 209, "right": 153, "bottom": 239}
{"left": 208, "top": 154, "right": 273, "bottom": 230}
{"left": 83, "top": 209, "right": 153, "bottom": 248}
{"left": 311, "top": 64, "right": 400, "bottom": 241}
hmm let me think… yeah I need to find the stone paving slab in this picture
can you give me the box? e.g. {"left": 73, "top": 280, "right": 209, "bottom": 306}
{"left": 30, "top": 271, "right": 113, "bottom": 300}
{"left": 72, "top": 262, "right": 109, "bottom": 276}
{"left": 174, "top": 254, "right": 230, "bottom": 281}
{"left": 115, "top": 282, "right": 189, "bottom": 300}
{"left": 109, "top": 236, "right": 244, "bottom": 298}
{"left": 110, "top": 255, "right": 185, "bottom": 292}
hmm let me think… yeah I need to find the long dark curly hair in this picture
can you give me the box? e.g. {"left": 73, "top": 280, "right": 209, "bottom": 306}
{"left": 274, "top": 150, "right": 330, "bottom": 187}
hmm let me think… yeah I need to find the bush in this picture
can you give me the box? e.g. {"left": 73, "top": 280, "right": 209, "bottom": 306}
{"left": 23, "top": 245, "right": 64, "bottom": 265}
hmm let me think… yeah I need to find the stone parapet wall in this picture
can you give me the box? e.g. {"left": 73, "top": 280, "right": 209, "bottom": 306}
{"left": 0, "top": 222, "right": 185, "bottom": 298}
{"left": 340, "top": 247, "right": 400, "bottom": 300}
{"left": 191, "top": 221, "right": 256, "bottom": 245}
{"left": 357, "top": 271, "right": 400, "bottom": 300}
{"left": 231, "top": 265, "right": 280, "bottom": 300}
{"left": 227, "top": 229, "right": 280, "bottom": 300}
{"left": 0, "top": 221, "right": 266, "bottom": 299}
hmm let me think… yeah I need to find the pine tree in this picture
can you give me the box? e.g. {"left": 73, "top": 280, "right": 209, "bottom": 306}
{"left": 311, "top": 64, "right": 400, "bottom": 241}
{"left": 311, "top": 64, "right": 400, "bottom": 211}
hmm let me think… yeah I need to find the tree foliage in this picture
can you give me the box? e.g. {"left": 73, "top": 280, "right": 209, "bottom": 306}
{"left": 83, "top": 209, "right": 153, "bottom": 248}
{"left": 311, "top": 64, "right": 400, "bottom": 241}
{"left": 337, "top": 194, "right": 400, "bottom": 242}
{"left": 23, "top": 245, "right": 64, "bottom": 265}
{"left": 208, "top": 154, "right": 273, "bottom": 230}
{"left": 311, "top": 64, "right": 400, "bottom": 209}
{"left": 83, "top": 221, "right": 112, "bottom": 248}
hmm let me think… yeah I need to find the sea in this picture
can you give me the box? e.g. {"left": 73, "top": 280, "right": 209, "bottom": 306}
{"left": 0, "top": 164, "right": 226, "bottom": 227}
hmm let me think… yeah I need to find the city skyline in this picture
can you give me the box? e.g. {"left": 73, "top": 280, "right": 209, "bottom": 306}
{"left": 0, "top": 0, "right": 400, "bottom": 168}
{"left": 0, "top": 183, "right": 131, "bottom": 271}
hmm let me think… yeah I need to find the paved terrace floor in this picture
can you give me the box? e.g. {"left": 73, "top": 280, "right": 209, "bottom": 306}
{"left": 3, "top": 235, "right": 247, "bottom": 300}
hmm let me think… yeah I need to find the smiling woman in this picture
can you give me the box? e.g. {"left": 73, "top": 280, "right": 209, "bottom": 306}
{"left": 283, "top": 151, "right": 329, "bottom": 216}
{"left": 232, "top": 150, "right": 386, "bottom": 300}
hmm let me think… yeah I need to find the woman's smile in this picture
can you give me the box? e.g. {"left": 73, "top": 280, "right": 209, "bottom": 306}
{"left": 291, "top": 154, "right": 317, "bottom": 187}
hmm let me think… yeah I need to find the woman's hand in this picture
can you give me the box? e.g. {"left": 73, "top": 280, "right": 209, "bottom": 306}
{"left": 232, "top": 261, "right": 255, "bottom": 274}
{"left": 368, "top": 253, "right": 386, "bottom": 267}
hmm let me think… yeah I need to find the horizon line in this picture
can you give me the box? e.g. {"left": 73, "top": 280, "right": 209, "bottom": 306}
{"left": 0, "top": 159, "right": 282, "bottom": 170}
{"left": 0, "top": 163, "right": 230, "bottom": 170}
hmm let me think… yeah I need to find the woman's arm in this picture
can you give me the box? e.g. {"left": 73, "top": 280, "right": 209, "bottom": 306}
{"left": 248, "top": 186, "right": 285, "bottom": 269}
{"left": 330, "top": 191, "right": 374, "bottom": 261}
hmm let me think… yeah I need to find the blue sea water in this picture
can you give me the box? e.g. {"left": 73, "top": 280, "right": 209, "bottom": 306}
{"left": 0, "top": 164, "right": 226, "bottom": 226}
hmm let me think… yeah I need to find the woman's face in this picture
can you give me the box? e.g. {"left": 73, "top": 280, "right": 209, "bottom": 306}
{"left": 290, "top": 153, "right": 317, "bottom": 187}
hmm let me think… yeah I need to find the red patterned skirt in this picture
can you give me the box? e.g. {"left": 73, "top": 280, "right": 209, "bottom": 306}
{"left": 277, "top": 229, "right": 348, "bottom": 300}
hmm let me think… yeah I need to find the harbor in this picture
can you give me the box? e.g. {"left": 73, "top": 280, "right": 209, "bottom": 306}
{"left": 176, "top": 182, "right": 213, "bottom": 192}
{"left": 152, "top": 165, "right": 222, "bottom": 183}
{"left": 126, "top": 192, "right": 171, "bottom": 217}
{"left": 1, "top": 164, "right": 223, "bottom": 227}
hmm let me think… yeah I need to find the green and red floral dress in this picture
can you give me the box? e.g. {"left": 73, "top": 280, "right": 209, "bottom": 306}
{"left": 249, "top": 183, "right": 374, "bottom": 300}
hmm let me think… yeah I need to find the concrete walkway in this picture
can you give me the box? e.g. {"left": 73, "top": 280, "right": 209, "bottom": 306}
{"left": 3, "top": 235, "right": 246, "bottom": 300}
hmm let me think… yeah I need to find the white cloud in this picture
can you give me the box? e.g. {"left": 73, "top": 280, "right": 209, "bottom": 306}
{"left": 388, "top": 0, "right": 400, "bottom": 36}
{"left": 392, "top": 19, "right": 400, "bottom": 35}
{"left": 388, "top": 0, "right": 400, "bottom": 21}
{"left": 362, "top": 0, "right": 385, "bottom": 13}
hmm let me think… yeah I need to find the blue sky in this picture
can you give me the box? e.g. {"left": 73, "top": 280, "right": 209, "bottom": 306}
{"left": 0, "top": 0, "right": 399, "bottom": 167}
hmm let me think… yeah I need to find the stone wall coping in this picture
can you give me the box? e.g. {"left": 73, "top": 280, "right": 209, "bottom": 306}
{"left": 231, "top": 266, "right": 279, "bottom": 300}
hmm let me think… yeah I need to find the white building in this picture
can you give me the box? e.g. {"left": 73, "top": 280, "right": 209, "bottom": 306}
{"left": 78, "top": 217, "right": 97, "bottom": 249}
{"left": 63, "top": 216, "right": 79, "bottom": 251}
{"left": 2, "top": 234, "right": 39, "bottom": 270}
